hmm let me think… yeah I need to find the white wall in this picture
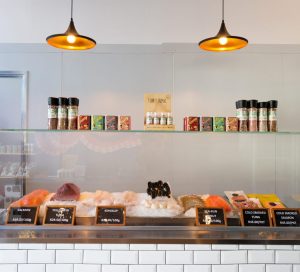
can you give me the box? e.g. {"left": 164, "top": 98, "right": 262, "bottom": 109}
{"left": 1, "top": 0, "right": 300, "bottom": 44}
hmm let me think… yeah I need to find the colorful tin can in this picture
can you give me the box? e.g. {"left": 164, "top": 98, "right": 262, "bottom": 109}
{"left": 226, "top": 117, "right": 239, "bottom": 132}
{"left": 91, "top": 115, "right": 105, "bottom": 130}
{"left": 200, "top": 117, "right": 213, "bottom": 132}
{"left": 213, "top": 117, "right": 225, "bottom": 132}
{"left": 184, "top": 117, "right": 199, "bottom": 131}
{"left": 119, "top": 116, "right": 131, "bottom": 130}
{"left": 106, "top": 115, "right": 118, "bottom": 130}
{"left": 78, "top": 115, "right": 91, "bottom": 130}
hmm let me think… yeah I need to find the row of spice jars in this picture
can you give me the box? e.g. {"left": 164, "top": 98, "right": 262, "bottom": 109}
{"left": 145, "top": 112, "right": 173, "bottom": 125}
{"left": 48, "top": 97, "right": 79, "bottom": 130}
{"left": 236, "top": 100, "right": 278, "bottom": 132}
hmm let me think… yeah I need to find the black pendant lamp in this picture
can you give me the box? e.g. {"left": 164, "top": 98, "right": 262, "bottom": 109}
{"left": 46, "top": 0, "right": 96, "bottom": 50}
{"left": 199, "top": 0, "right": 248, "bottom": 52}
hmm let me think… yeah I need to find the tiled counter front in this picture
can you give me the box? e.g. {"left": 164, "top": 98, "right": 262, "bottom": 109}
{"left": 0, "top": 244, "right": 299, "bottom": 272}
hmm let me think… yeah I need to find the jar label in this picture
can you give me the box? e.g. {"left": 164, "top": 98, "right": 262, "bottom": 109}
{"left": 48, "top": 108, "right": 58, "bottom": 119}
{"left": 237, "top": 109, "right": 248, "bottom": 121}
{"left": 58, "top": 108, "right": 67, "bottom": 118}
{"left": 68, "top": 108, "right": 78, "bottom": 118}
{"left": 259, "top": 109, "right": 268, "bottom": 121}
{"left": 249, "top": 109, "right": 257, "bottom": 120}
{"left": 269, "top": 110, "right": 277, "bottom": 121}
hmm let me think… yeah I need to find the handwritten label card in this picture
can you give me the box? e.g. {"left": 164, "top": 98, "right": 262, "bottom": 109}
{"left": 6, "top": 207, "right": 38, "bottom": 225}
{"left": 196, "top": 207, "right": 226, "bottom": 226}
{"left": 241, "top": 208, "right": 271, "bottom": 227}
{"left": 272, "top": 208, "right": 300, "bottom": 227}
{"left": 96, "top": 206, "right": 126, "bottom": 226}
{"left": 43, "top": 206, "right": 76, "bottom": 225}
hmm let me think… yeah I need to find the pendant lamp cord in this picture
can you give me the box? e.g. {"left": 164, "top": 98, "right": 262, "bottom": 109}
{"left": 222, "top": 0, "right": 224, "bottom": 20}
{"left": 71, "top": 0, "right": 74, "bottom": 19}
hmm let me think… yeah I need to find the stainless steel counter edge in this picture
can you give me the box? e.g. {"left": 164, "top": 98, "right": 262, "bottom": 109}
{"left": 0, "top": 226, "right": 299, "bottom": 244}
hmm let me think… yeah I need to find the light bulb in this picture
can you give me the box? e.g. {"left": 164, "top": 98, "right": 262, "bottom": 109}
{"left": 67, "top": 35, "right": 76, "bottom": 44}
{"left": 219, "top": 36, "right": 228, "bottom": 45}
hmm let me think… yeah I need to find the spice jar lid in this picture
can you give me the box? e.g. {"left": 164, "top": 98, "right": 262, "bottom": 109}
{"left": 58, "top": 97, "right": 68, "bottom": 106}
{"left": 268, "top": 100, "right": 278, "bottom": 108}
{"left": 258, "top": 102, "right": 268, "bottom": 108}
{"left": 236, "top": 100, "right": 248, "bottom": 109}
{"left": 248, "top": 100, "right": 258, "bottom": 108}
{"left": 48, "top": 97, "right": 58, "bottom": 106}
{"left": 68, "top": 97, "right": 79, "bottom": 106}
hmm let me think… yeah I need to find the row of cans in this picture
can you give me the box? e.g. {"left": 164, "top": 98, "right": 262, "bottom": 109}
{"left": 184, "top": 117, "right": 239, "bottom": 132}
{"left": 78, "top": 115, "right": 131, "bottom": 130}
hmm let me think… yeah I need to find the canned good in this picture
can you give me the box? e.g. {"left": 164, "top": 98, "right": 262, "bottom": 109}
{"left": 213, "top": 117, "right": 225, "bottom": 132}
{"left": 78, "top": 115, "right": 91, "bottom": 130}
{"left": 106, "top": 116, "right": 118, "bottom": 130}
{"left": 184, "top": 117, "right": 199, "bottom": 131}
{"left": 226, "top": 117, "right": 239, "bottom": 132}
{"left": 200, "top": 117, "right": 213, "bottom": 132}
{"left": 119, "top": 116, "right": 131, "bottom": 130}
{"left": 91, "top": 115, "right": 105, "bottom": 130}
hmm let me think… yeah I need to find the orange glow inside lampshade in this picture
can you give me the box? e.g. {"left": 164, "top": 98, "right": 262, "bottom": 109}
{"left": 46, "top": 18, "right": 96, "bottom": 50}
{"left": 199, "top": 20, "right": 248, "bottom": 52}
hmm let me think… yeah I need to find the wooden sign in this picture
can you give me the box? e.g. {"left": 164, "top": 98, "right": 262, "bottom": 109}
{"left": 196, "top": 207, "right": 226, "bottom": 226}
{"left": 43, "top": 206, "right": 76, "bottom": 225}
{"left": 144, "top": 93, "right": 172, "bottom": 114}
{"left": 6, "top": 206, "right": 39, "bottom": 225}
{"left": 241, "top": 208, "right": 272, "bottom": 227}
{"left": 272, "top": 208, "right": 300, "bottom": 227}
{"left": 96, "top": 206, "right": 126, "bottom": 226}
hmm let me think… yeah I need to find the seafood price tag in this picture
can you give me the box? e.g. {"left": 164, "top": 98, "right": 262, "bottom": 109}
{"left": 44, "top": 206, "right": 76, "bottom": 225}
{"left": 272, "top": 208, "right": 300, "bottom": 227}
{"left": 196, "top": 207, "right": 226, "bottom": 226}
{"left": 241, "top": 208, "right": 271, "bottom": 227}
{"left": 96, "top": 206, "right": 126, "bottom": 226}
{"left": 6, "top": 207, "right": 39, "bottom": 225}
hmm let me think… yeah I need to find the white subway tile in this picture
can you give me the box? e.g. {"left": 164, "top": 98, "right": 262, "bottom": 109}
{"left": 266, "top": 264, "right": 292, "bottom": 272}
{"left": 194, "top": 251, "right": 220, "bottom": 264}
{"left": 47, "top": 244, "right": 74, "bottom": 249}
{"left": 46, "top": 264, "right": 73, "bottom": 272}
{"left": 212, "top": 264, "right": 238, "bottom": 272}
{"left": 56, "top": 250, "right": 83, "bottom": 264}
{"left": 75, "top": 244, "right": 101, "bottom": 249}
{"left": 157, "top": 265, "right": 183, "bottom": 272}
{"left": 221, "top": 251, "right": 247, "bottom": 264}
{"left": 157, "top": 244, "right": 185, "bottom": 250}
{"left": 130, "top": 244, "right": 157, "bottom": 250}
{"left": 212, "top": 245, "right": 238, "bottom": 250}
{"left": 0, "top": 250, "right": 27, "bottom": 263}
{"left": 0, "top": 244, "right": 18, "bottom": 249}
{"left": 294, "top": 264, "right": 300, "bottom": 272}
{"left": 295, "top": 246, "right": 300, "bottom": 250}
{"left": 74, "top": 264, "right": 100, "bottom": 272}
{"left": 19, "top": 244, "right": 46, "bottom": 250}
{"left": 18, "top": 264, "right": 45, "bottom": 272}
{"left": 111, "top": 251, "right": 138, "bottom": 264}
{"left": 276, "top": 251, "right": 300, "bottom": 264}
{"left": 0, "top": 264, "right": 17, "bottom": 272}
{"left": 83, "top": 250, "right": 110, "bottom": 264}
{"left": 102, "top": 244, "right": 129, "bottom": 250}
{"left": 184, "top": 264, "right": 211, "bottom": 272}
{"left": 185, "top": 244, "right": 211, "bottom": 250}
{"left": 248, "top": 250, "right": 274, "bottom": 263}
{"left": 166, "top": 251, "right": 193, "bottom": 264}
{"left": 239, "top": 245, "right": 266, "bottom": 250}
{"left": 102, "top": 265, "right": 128, "bottom": 272}
{"left": 139, "top": 251, "right": 165, "bottom": 264}
{"left": 267, "top": 245, "right": 293, "bottom": 250}
{"left": 239, "top": 264, "right": 265, "bottom": 272}
{"left": 28, "top": 250, "right": 55, "bottom": 264}
{"left": 129, "top": 265, "right": 156, "bottom": 272}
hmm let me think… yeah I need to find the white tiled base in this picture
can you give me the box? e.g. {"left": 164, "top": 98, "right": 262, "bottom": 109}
{"left": 0, "top": 244, "right": 298, "bottom": 272}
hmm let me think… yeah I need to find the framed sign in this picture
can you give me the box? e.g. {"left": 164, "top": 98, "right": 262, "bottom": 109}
{"left": 6, "top": 206, "right": 38, "bottom": 225}
{"left": 195, "top": 207, "right": 226, "bottom": 226}
{"left": 272, "top": 208, "right": 300, "bottom": 227}
{"left": 96, "top": 206, "right": 126, "bottom": 226}
{"left": 241, "top": 208, "right": 272, "bottom": 227}
{"left": 43, "top": 206, "right": 76, "bottom": 225}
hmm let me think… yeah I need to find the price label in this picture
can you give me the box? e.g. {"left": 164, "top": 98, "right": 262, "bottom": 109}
{"left": 96, "top": 206, "right": 126, "bottom": 226}
{"left": 6, "top": 206, "right": 39, "bottom": 225}
{"left": 43, "top": 206, "right": 76, "bottom": 225}
{"left": 241, "top": 208, "right": 271, "bottom": 227}
{"left": 272, "top": 208, "right": 300, "bottom": 227}
{"left": 196, "top": 207, "right": 226, "bottom": 226}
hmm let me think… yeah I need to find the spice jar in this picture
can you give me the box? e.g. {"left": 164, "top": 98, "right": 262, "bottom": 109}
{"left": 268, "top": 100, "right": 278, "bottom": 132}
{"left": 153, "top": 112, "right": 160, "bottom": 125}
{"left": 258, "top": 102, "right": 268, "bottom": 132}
{"left": 248, "top": 100, "right": 258, "bottom": 132}
{"left": 67, "top": 97, "right": 79, "bottom": 130}
{"left": 167, "top": 113, "right": 173, "bottom": 125}
{"left": 57, "top": 97, "right": 68, "bottom": 130}
{"left": 48, "top": 97, "right": 58, "bottom": 130}
{"left": 145, "top": 112, "right": 153, "bottom": 125}
{"left": 236, "top": 100, "right": 248, "bottom": 132}
{"left": 160, "top": 113, "right": 167, "bottom": 125}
